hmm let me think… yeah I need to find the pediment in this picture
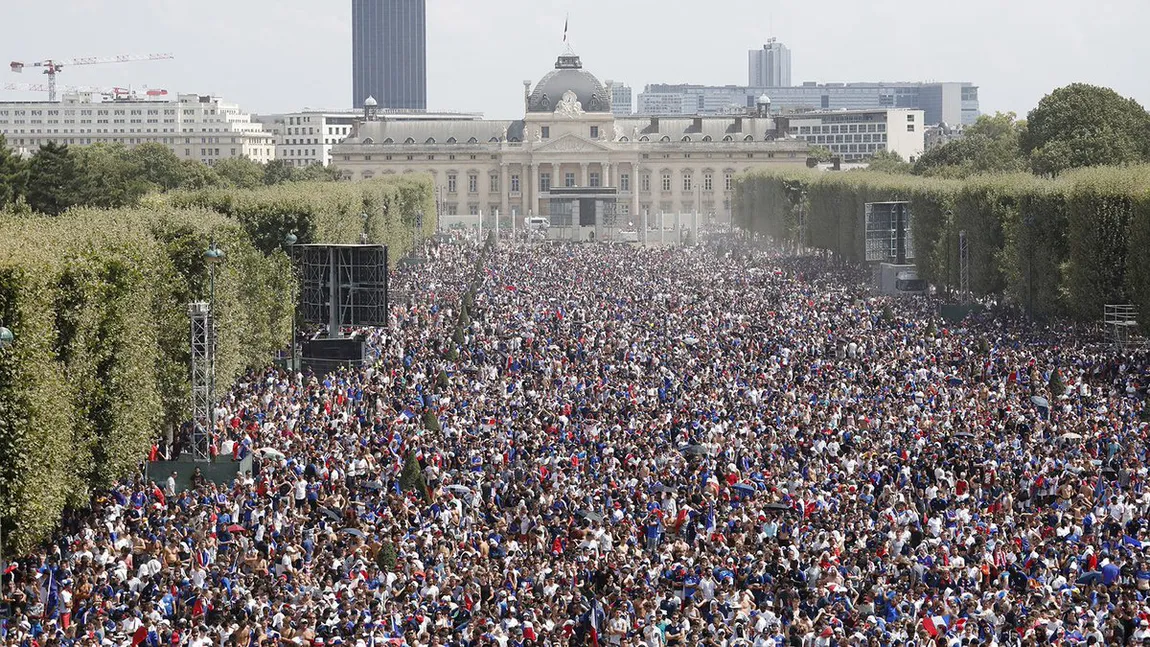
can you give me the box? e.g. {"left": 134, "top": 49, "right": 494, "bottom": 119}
{"left": 534, "top": 134, "right": 611, "bottom": 154}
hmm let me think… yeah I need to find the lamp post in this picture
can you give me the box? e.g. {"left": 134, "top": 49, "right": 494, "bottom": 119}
{"left": 945, "top": 210, "right": 954, "bottom": 301}
{"left": 283, "top": 233, "right": 298, "bottom": 373}
{"left": 203, "top": 243, "right": 224, "bottom": 433}
{"left": 1025, "top": 214, "right": 1035, "bottom": 319}
{"left": 0, "top": 325, "right": 13, "bottom": 590}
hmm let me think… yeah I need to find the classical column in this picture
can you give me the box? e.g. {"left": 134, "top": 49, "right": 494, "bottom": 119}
{"left": 604, "top": 161, "right": 613, "bottom": 188}
{"left": 527, "top": 163, "right": 537, "bottom": 216}
{"left": 580, "top": 162, "right": 589, "bottom": 187}
{"left": 631, "top": 162, "right": 641, "bottom": 224}
{"left": 500, "top": 162, "right": 510, "bottom": 223}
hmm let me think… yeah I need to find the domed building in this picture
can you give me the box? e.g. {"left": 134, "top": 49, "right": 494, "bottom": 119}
{"left": 335, "top": 48, "right": 810, "bottom": 242}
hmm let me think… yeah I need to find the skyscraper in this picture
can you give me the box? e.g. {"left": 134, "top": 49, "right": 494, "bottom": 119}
{"left": 352, "top": 0, "right": 427, "bottom": 110}
{"left": 748, "top": 38, "right": 791, "bottom": 87}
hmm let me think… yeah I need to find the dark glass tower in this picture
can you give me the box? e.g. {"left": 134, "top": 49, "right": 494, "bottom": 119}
{"left": 352, "top": 0, "right": 427, "bottom": 110}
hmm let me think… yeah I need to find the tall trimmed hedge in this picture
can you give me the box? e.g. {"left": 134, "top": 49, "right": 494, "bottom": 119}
{"left": 0, "top": 176, "right": 436, "bottom": 551}
{"left": 734, "top": 167, "right": 1150, "bottom": 324}
{"left": 162, "top": 176, "right": 438, "bottom": 263}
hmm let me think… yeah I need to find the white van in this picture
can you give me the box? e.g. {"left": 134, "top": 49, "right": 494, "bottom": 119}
{"left": 524, "top": 217, "right": 549, "bottom": 229}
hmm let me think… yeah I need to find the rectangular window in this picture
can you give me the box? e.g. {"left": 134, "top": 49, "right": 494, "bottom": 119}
{"left": 541, "top": 126, "right": 550, "bottom": 139}
{"left": 468, "top": 174, "right": 478, "bottom": 193}
{"left": 724, "top": 173, "right": 733, "bottom": 191}
{"left": 589, "top": 172, "right": 601, "bottom": 187}
{"left": 907, "top": 114, "right": 915, "bottom": 122}
{"left": 661, "top": 173, "right": 671, "bottom": 192}
{"left": 469, "top": 204, "right": 479, "bottom": 216}
{"left": 682, "top": 174, "right": 692, "bottom": 192}
{"left": 590, "top": 126, "right": 599, "bottom": 139}
{"left": 565, "top": 172, "right": 575, "bottom": 187}
{"left": 620, "top": 173, "right": 630, "bottom": 191}
{"left": 446, "top": 203, "right": 458, "bottom": 215}
{"left": 641, "top": 174, "right": 651, "bottom": 192}
{"left": 490, "top": 174, "right": 499, "bottom": 193}
{"left": 540, "top": 172, "right": 551, "bottom": 191}
{"left": 703, "top": 173, "right": 713, "bottom": 191}
{"left": 510, "top": 174, "right": 520, "bottom": 193}
{"left": 447, "top": 174, "right": 458, "bottom": 193}
{"left": 906, "top": 124, "right": 915, "bottom": 132}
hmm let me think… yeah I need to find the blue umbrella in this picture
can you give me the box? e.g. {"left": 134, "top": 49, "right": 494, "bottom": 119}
{"left": 732, "top": 483, "right": 757, "bottom": 496}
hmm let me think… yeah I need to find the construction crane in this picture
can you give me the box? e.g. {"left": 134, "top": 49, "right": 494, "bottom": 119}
{"left": 9, "top": 53, "right": 174, "bottom": 101}
{"left": 2, "top": 82, "right": 169, "bottom": 100}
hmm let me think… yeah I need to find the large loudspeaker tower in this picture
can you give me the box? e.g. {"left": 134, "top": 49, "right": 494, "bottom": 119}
{"left": 291, "top": 244, "right": 388, "bottom": 372}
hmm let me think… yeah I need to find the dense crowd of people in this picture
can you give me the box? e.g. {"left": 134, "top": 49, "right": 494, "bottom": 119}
{"left": 4, "top": 232, "right": 1150, "bottom": 647}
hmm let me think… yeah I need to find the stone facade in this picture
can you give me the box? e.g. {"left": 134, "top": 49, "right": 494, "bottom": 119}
{"left": 332, "top": 50, "right": 810, "bottom": 223}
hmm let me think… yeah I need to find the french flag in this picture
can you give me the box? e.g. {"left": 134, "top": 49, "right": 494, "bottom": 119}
{"left": 923, "top": 615, "right": 950, "bottom": 638}
{"left": 196, "top": 549, "right": 212, "bottom": 567}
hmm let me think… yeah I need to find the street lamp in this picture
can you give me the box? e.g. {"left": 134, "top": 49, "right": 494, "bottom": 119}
{"left": 202, "top": 243, "right": 224, "bottom": 432}
{"left": 945, "top": 210, "right": 954, "bottom": 301}
{"left": 0, "top": 325, "right": 12, "bottom": 590}
{"left": 283, "top": 233, "right": 298, "bottom": 372}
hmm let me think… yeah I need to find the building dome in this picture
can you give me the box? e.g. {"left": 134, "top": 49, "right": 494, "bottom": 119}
{"left": 364, "top": 95, "right": 378, "bottom": 107}
{"left": 757, "top": 93, "right": 771, "bottom": 105}
{"left": 527, "top": 50, "right": 611, "bottom": 114}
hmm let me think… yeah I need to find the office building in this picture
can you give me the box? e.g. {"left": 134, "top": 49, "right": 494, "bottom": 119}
{"left": 605, "top": 81, "right": 633, "bottom": 116}
{"left": 254, "top": 111, "right": 359, "bottom": 167}
{"left": 352, "top": 0, "right": 427, "bottom": 110}
{"left": 748, "top": 39, "right": 792, "bottom": 87}
{"left": 637, "top": 81, "right": 979, "bottom": 125}
{"left": 333, "top": 48, "right": 810, "bottom": 226}
{"left": 787, "top": 108, "right": 925, "bottom": 162}
{"left": 0, "top": 92, "right": 276, "bottom": 164}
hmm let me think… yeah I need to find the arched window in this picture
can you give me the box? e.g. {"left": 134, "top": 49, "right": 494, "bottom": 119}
{"left": 489, "top": 136, "right": 500, "bottom": 143}
{"left": 383, "top": 138, "right": 394, "bottom": 144}
{"left": 640, "top": 136, "right": 650, "bottom": 142}
{"left": 467, "top": 137, "right": 478, "bottom": 143}
{"left": 404, "top": 137, "right": 415, "bottom": 144}
{"left": 722, "top": 135, "right": 733, "bottom": 142}
{"left": 660, "top": 135, "right": 671, "bottom": 143}
{"left": 425, "top": 137, "right": 436, "bottom": 144}
{"left": 361, "top": 137, "right": 374, "bottom": 144}
{"left": 620, "top": 136, "right": 629, "bottom": 142}
{"left": 702, "top": 135, "right": 712, "bottom": 142}
{"left": 743, "top": 135, "right": 754, "bottom": 142}
{"left": 362, "top": 171, "right": 375, "bottom": 179}
{"left": 681, "top": 136, "right": 691, "bottom": 142}
{"left": 446, "top": 137, "right": 457, "bottom": 144}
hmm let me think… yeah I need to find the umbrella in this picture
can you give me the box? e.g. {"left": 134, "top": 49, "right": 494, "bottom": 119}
{"left": 650, "top": 485, "right": 676, "bottom": 495}
{"left": 1031, "top": 395, "right": 1051, "bottom": 409}
{"left": 1060, "top": 432, "right": 1083, "bottom": 441}
{"left": 947, "top": 377, "right": 964, "bottom": 387}
{"left": 763, "top": 502, "right": 794, "bottom": 513}
{"left": 446, "top": 484, "right": 472, "bottom": 495}
{"left": 225, "top": 524, "right": 246, "bottom": 533}
{"left": 257, "top": 447, "right": 286, "bottom": 460}
{"left": 340, "top": 528, "right": 367, "bottom": 538}
{"left": 319, "top": 507, "right": 342, "bottom": 522}
{"left": 576, "top": 509, "right": 605, "bottom": 522}
{"left": 682, "top": 445, "right": 712, "bottom": 457}
{"left": 731, "top": 483, "right": 757, "bottom": 496}
{"left": 362, "top": 480, "right": 385, "bottom": 490}
{"left": 954, "top": 431, "right": 975, "bottom": 440}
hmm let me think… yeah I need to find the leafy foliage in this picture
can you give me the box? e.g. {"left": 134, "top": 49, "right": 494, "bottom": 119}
{"left": 914, "top": 113, "right": 1027, "bottom": 178}
{"left": 733, "top": 166, "right": 1150, "bottom": 325}
{"left": 866, "top": 150, "right": 913, "bottom": 174}
{"left": 1023, "top": 84, "right": 1150, "bottom": 176}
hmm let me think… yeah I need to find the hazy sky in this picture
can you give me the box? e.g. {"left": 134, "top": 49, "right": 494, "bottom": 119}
{"left": 4, "top": 0, "right": 1148, "bottom": 120}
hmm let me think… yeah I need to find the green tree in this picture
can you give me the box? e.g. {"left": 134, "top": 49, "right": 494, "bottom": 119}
{"left": 72, "top": 144, "right": 149, "bottom": 209}
{"left": 262, "top": 159, "right": 296, "bottom": 186}
{"left": 1048, "top": 368, "right": 1066, "bottom": 397}
{"left": 0, "top": 134, "right": 25, "bottom": 209}
{"left": 23, "top": 142, "right": 80, "bottom": 216}
{"left": 807, "top": 146, "right": 834, "bottom": 162}
{"left": 213, "top": 157, "right": 265, "bottom": 189}
{"left": 914, "top": 112, "right": 1027, "bottom": 178}
{"left": 178, "top": 159, "right": 222, "bottom": 189}
{"left": 126, "top": 143, "right": 188, "bottom": 191}
{"left": 1023, "top": 84, "right": 1150, "bottom": 176}
{"left": 297, "top": 163, "right": 341, "bottom": 182}
{"left": 867, "top": 150, "right": 913, "bottom": 174}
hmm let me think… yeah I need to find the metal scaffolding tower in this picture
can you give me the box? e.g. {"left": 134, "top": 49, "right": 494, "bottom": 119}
{"left": 188, "top": 301, "right": 214, "bottom": 462}
{"left": 1105, "top": 304, "right": 1139, "bottom": 348}
{"left": 958, "top": 230, "right": 970, "bottom": 304}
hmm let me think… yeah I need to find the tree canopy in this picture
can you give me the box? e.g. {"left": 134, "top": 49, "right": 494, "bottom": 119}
{"left": 1022, "top": 84, "right": 1150, "bottom": 176}
{"left": 913, "top": 112, "right": 1027, "bottom": 178}
{"left": 866, "top": 150, "right": 913, "bottom": 174}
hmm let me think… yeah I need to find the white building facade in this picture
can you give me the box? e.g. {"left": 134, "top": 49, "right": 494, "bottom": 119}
{"left": 786, "top": 108, "right": 925, "bottom": 162}
{"left": 605, "top": 81, "right": 633, "bottom": 116}
{"left": 334, "top": 50, "right": 811, "bottom": 225}
{"left": 254, "top": 111, "right": 359, "bottom": 167}
{"left": 0, "top": 92, "right": 275, "bottom": 163}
